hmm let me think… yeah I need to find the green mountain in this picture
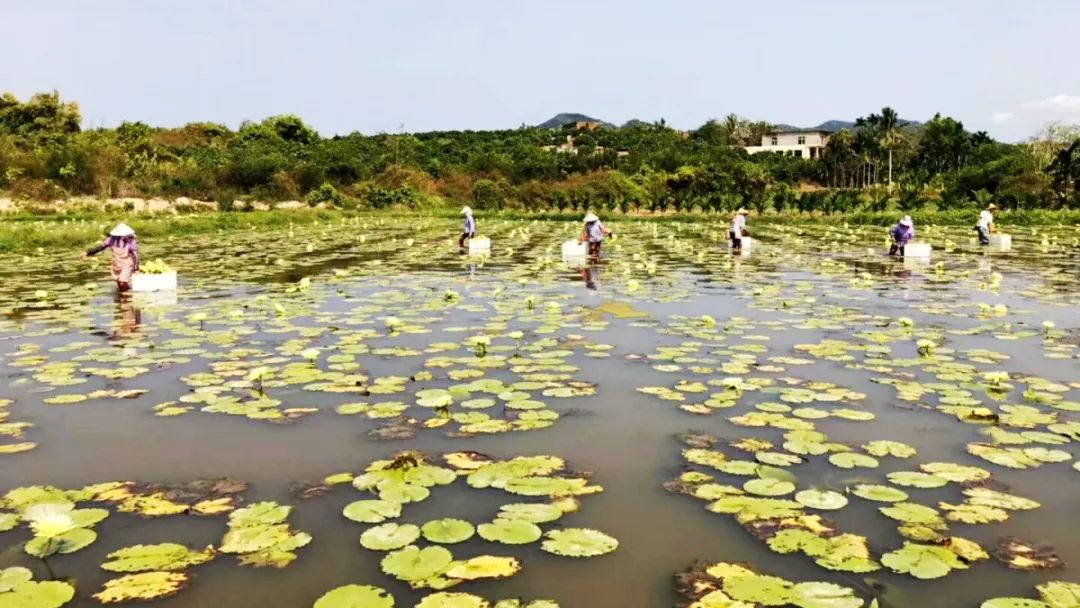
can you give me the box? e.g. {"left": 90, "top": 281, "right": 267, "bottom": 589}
{"left": 536, "top": 113, "right": 615, "bottom": 129}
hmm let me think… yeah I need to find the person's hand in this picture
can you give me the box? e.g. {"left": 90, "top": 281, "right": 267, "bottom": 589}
{"left": 79, "top": 252, "right": 87, "bottom": 261}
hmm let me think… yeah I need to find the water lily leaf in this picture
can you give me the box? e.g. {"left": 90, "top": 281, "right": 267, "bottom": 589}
{"left": 313, "top": 584, "right": 395, "bottom": 608}
{"left": 963, "top": 488, "right": 1040, "bottom": 511}
{"left": 722, "top": 574, "right": 795, "bottom": 606}
{"left": 862, "top": 440, "right": 916, "bottom": 458}
{"left": 886, "top": 471, "right": 948, "bottom": 488}
{"left": 444, "top": 555, "right": 521, "bottom": 580}
{"left": 415, "top": 592, "right": 490, "bottom": 608}
{"left": 980, "top": 599, "right": 1048, "bottom": 608}
{"left": 995, "top": 537, "right": 1064, "bottom": 571}
{"left": 361, "top": 523, "right": 421, "bottom": 551}
{"left": 540, "top": 528, "right": 618, "bottom": 557}
{"left": 25, "top": 527, "right": 97, "bottom": 557}
{"left": 477, "top": 519, "right": 542, "bottom": 545}
{"left": 939, "top": 502, "right": 1009, "bottom": 524}
{"left": 421, "top": 519, "right": 475, "bottom": 544}
{"left": 851, "top": 484, "right": 908, "bottom": 503}
{"left": 498, "top": 503, "right": 563, "bottom": 524}
{"left": 343, "top": 500, "right": 402, "bottom": 524}
{"left": 1037, "top": 581, "right": 1080, "bottom": 608}
{"left": 92, "top": 571, "right": 189, "bottom": 603}
{"left": 0, "top": 574, "right": 75, "bottom": 608}
{"left": 791, "top": 581, "right": 864, "bottom": 608}
{"left": 229, "top": 501, "right": 291, "bottom": 527}
{"left": 381, "top": 545, "right": 453, "bottom": 581}
{"left": 881, "top": 542, "right": 967, "bottom": 579}
{"left": 743, "top": 479, "right": 796, "bottom": 497}
{"left": 794, "top": 490, "right": 848, "bottom": 510}
{"left": 102, "top": 543, "right": 215, "bottom": 572}
{"left": 879, "top": 503, "right": 944, "bottom": 526}
{"left": 828, "top": 453, "right": 879, "bottom": 469}
{"left": 502, "top": 477, "right": 573, "bottom": 497}
{"left": 218, "top": 524, "right": 292, "bottom": 554}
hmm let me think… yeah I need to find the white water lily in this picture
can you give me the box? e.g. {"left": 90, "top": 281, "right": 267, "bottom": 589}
{"left": 916, "top": 339, "right": 936, "bottom": 356}
{"left": 898, "top": 317, "right": 914, "bottom": 327}
{"left": 301, "top": 348, "right": 320, "bottom": 362}
{"left": 24, "top": 504, "right": 77, "bottom": 538}
{"left": 384, "top": 317, "right": 402, "bottom": 330}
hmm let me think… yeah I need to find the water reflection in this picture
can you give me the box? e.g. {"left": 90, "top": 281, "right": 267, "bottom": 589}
{"left": 110, "top": 294, "right": 141, "bottom": 341}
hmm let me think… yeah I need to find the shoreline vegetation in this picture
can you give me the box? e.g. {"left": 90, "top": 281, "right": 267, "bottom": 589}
{"left": 2, "top": 206, "right": 1078, "bottom": 254}
{"left": 2, "top": 91, "right": 1080, "bottom": 227}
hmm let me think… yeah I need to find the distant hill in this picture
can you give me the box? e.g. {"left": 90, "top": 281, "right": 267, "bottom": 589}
{"left": 773, "top": 119, "right": 921, "bottom": 133}
{"left": 537, "top": 113, "right": 615, "bottom": 129}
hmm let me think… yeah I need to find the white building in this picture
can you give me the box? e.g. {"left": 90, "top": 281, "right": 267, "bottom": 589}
{"left": 744, "top": 130, "right": 830, "bottom": 159}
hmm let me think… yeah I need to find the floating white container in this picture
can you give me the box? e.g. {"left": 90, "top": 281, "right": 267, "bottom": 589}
{"left": 131, "top": 271, "right": 177, "bottom": 292}
{"left": 904, "top": 242, "right": 932, "bottom": 259}
{"left": 562, "top": 240, "right": 587, "bottom": 258}
{"left": 468, "top": 236, "right": 491, "bottom": 253}
{"left": 989, "top": 234, "right": 1012, "bottom": 252}
{"left": 728, "top": 236, "right": 751, "bottom": 255}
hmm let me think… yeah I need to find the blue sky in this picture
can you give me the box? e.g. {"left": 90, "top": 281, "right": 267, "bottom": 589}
{"left": 2, "top": 0, "right": 1079, "bottom": 141}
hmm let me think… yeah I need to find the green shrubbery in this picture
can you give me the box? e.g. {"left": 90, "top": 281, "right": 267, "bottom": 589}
{"left": 2, "top": 91, "right": 1079, "bottom": 216}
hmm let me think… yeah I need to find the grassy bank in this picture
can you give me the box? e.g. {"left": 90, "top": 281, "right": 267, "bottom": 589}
{"left": 3, "top": 207, "right": 1078, "bottom": 253}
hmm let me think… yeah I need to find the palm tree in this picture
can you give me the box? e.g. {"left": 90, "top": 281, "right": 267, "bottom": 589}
{"left": 878, "top": 107, "right": 900, "bottom": 189}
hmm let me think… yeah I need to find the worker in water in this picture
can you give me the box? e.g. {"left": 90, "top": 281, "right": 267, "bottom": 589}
{"left": 459, "top": 206, "right": 476, "bottom": 248}
{"left": 889, "top": 215, "right": 915, "bottom": 257}
{"left": 977, "top": 203, "right": 997, "bottom": 246}
{"left": 580, "top": 212, "right": 612, "bottom": 257}
{"left": 81, "top": 223, "right": 139, "bottom": 291}
{"left": 729, "top": 208, "right": 749, "bottom": 252}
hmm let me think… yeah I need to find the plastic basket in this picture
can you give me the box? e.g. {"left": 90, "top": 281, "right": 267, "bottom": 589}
{"left": 729, "top": 236, "right": 752, "bottom": 255}
{"left": 904, "top": 242, "right": 932, "bottom": 259}
{"left": 562, "top": 240, "right": 587, "bottom": 257}
{"left": 468, "top": 236, "right": 491, "bottom": 253}
{"left": 989, "top": 234, "right": 1011, "bottom": 251}
{"left": 131, "top": 271, "right": 177, "bottom": 292}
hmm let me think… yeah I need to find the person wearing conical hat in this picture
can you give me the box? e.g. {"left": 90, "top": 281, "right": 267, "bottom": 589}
{"left": 729, "top": 208, "right": 749, "bottom": 252}
{"left": 459, "top": 206, "right": 476, "bottom": 249}
{"left": 889, "top": 215, "right": 915, "bottom": 257}
{"left": 977, "top": 203, "right": 997, "bottom": 246}
{"left": 81, "top": 223, "right": 139, "bottom": 291}
{"left": 579, "top": 212, "right": 612, "bottom": 257}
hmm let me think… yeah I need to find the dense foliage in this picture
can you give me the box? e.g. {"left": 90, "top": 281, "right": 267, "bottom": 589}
{"left": 2, "top": 91, "right": 1078, "bottom": 214}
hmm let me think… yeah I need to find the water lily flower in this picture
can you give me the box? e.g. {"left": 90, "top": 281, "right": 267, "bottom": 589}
{"left": 384, "top": 316, "right": 402, "bottom": 331}
{"left": 301, "top": 348, "right": 320, "bottom": 362}
{"left": 24, "top": 504, "right": 77, "bottom": 538}
{"left": 916, "top": 339, "right": 936, "bottom": 356}
{"left": 898, "top": 317, "right": 914, "bottom": 327}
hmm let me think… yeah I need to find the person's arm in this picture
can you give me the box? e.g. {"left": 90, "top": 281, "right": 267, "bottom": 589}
{"left": 130, "top": 240, "right": 139, "bottom": 271}
{"left": 81, "top": 238, "right": 110, "bottom": 260}
{"left": 601, "top": 222, "right": 612, "bottom": 236}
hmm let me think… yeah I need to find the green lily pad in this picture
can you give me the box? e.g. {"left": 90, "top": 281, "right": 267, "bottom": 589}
{"left": 794, "top": 490, "right": 848, "bottom": 510}
{"left": 421, "top": 519, "right": 475, "bottom": 544}
{"left": 540, "top": 528, "right": 618, "bottom": 557}
{"left": 477, "top": 519, "right": 542, "bottom": 545}
{"left": 380, "top": 545, "right": 453, "bottom": 581}
{"left": 314, "top": 584, "right": 395, "bottom": 608}
{"left": 361, "top": 523, "right": 421, "bottom": 551}
{"left": 343, "top": 500, "right": 402, "bottom": 524}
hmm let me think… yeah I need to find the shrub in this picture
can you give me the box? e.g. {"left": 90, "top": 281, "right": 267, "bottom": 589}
{"left": 306, "top": 182, "right": 343, "bottom": 207}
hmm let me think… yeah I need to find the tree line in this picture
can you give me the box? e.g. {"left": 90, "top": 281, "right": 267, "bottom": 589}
{"left": 2, "top": 91, "right": 1078, "bottom": 215}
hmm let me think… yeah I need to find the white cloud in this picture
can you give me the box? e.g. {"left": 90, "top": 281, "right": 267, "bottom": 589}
{"left": 1023, "top": 94, "right": 1080, "bottom": 113}
{"left": 991, "top": 112, "right": 1014, "bottom": 124}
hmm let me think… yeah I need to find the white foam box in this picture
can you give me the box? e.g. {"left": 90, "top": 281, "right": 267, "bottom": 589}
{"left": 131, "top": 271, "right": 177, "bottom": 292}
{"left": 729, "top": 236, "right": 752, "bottom": 255}
{"left": 904, "top": 242, "right": 932, "bottom": 259}
{"left": 989, "top": 234, "right": 1012, "bottom": 251}
{"left": 562, "top": 240, "right": 587, "bottom": 257}
{"left": 468, "top": 236, "right": 491, "bottom": 253}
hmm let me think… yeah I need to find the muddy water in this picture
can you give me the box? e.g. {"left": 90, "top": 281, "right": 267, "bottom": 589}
{"left": 0, "top": 218, "right": 1078, "bottom": 607}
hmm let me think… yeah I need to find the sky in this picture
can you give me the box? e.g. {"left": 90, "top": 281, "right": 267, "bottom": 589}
{"left": 2, "top": 0, "right": 1079, "bottom": 142}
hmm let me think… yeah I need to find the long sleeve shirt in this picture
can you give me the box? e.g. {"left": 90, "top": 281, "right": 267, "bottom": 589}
{"left": 87, "top": 236, "right": 139, "bottom": 267}
{"left": 890, "top": 224, "right": 914, "bottom": 244}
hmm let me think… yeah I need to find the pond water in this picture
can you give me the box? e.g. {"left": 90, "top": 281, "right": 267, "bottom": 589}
{"left": 0, "top": 217, "right": 1078, "bottom": 608}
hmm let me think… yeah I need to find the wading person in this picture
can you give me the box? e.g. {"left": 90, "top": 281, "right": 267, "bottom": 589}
{"left": 81, "top": 223, "right": 139, "bottom": 291}
{"left": 580, "top": 212, "right": 611, "bottom": 257}
{"left": 729, "top": 208, "right": 749, "bottom": 252}
{"left": 889, "top": 216, "right": 915, "bottom": 257}
{"left": 459, "top": 206, "right": 476, "bottom": 248}
{"left": 977, "top": 203, "right": 997, "bottom": 246}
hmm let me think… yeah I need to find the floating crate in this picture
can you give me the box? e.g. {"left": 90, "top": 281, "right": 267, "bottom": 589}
{"left": 989, "top": 234, "right": 1012, "bottom": 252}
{"left": 904, "top": 242, "right": 932, "bottom": 259}
{"left": 131, "top": 271, "right": 177, "bottom": 292}
{"left": 468, "top": 236, "right": 490, "bottom": 253}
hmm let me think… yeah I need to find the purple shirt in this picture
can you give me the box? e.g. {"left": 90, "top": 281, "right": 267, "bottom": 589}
{"left": 463, "top": 215, "right": 475, "bottom": 234}
{"left": 890, "top": 224, "right": 914, "bottom": 244}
